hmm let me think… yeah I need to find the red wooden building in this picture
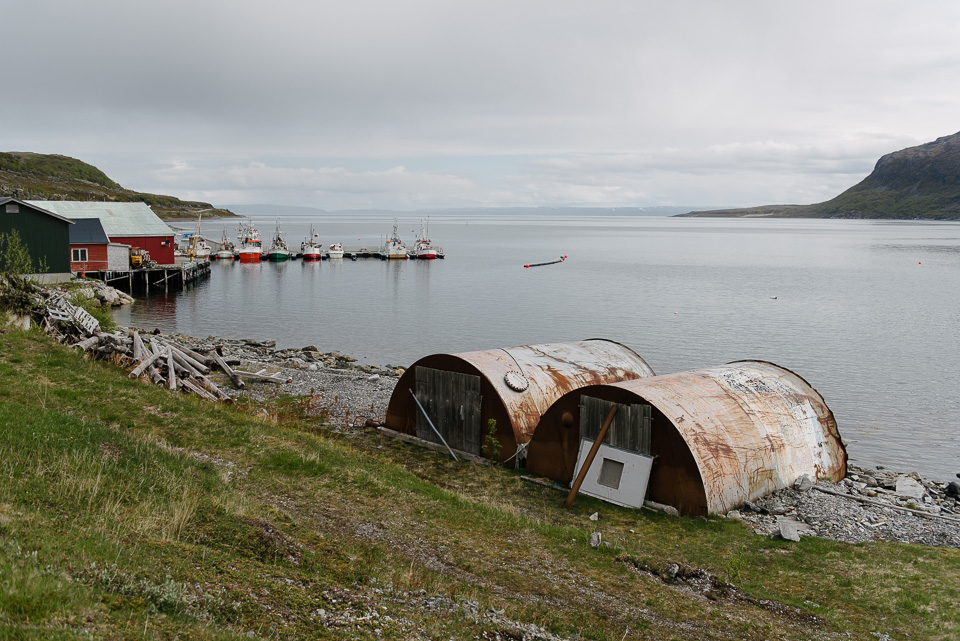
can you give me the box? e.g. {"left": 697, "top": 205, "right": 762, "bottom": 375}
{"left": 68, "top": 218, "right": 130, "bottom": 273}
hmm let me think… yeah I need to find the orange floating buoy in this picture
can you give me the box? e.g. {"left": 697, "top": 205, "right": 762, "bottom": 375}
{"left": 524, "top": 264, "right": 530, "bottom": 268}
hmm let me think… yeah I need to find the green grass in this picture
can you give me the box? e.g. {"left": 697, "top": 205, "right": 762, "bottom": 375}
{"left": 0, "top": 325, "right": 958, "bottom": 639}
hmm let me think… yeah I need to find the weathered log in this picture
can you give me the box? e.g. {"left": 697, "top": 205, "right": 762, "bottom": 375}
{"left": 179, "top": 377, "right": 218, "bottom": 402}
{"left": 210, "top": 351, "right": 245, "bottom": 389}
{"left": 146, "top": 365, "right": 165, "bottom": 386}
{"left": 166, "top": 348, "right": 178, "bottom": 391}
{"left": 161, "top": 340, "right": 214, "bottom": 367}
{"left": 132, "top": 332, "right": 148, "bottom": 361}
{"left": 70, "top": 335, "right": 100, "bottom": 351}
{"left": 197, "top": 374, "right": 232, "bottom": 403}
{"left": 129, "top": 349, "right": 167, "bottom": 378}
{"left": 165, "top": 343, "right": 210, "bottom": 374}
{"left": 169, "top": 350, "right": 203, "bottom": 378}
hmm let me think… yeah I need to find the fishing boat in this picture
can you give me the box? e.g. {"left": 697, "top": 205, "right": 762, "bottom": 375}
{"left": 327, "top": 242, "right": 344, "bottom": 259}
{"left": 264, "top": 222, "right": 291, "bottom": 261}
{"left": 413, "top": 218, "right": 440, "bottom": 260}
{"left": 381, "top": 219, "right": 407, "bottom": 259}
{"left": 216, "top": 227, "right": 237, "bottom": 260}
{"left": 301, "top": 226, "right": 322, "bottom": 261}
{"left": 187, "top": 215, "right": 212, "bottom": 259}
{"left": 236, "top": 220, "right": 263, "bottom": 262}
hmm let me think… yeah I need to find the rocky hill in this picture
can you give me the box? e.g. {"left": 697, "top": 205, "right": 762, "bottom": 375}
{"left": 0, "top": 152, "right": 234, "bottom": 218}
{"left": 681, "top": 132, "right": 960, "bottom": 220}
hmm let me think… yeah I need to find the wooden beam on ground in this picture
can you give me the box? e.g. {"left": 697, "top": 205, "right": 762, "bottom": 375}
{"left": 209, "top": 350, "right": 245, "bottom": 389}
{"left": 129, "top": 349, "right": 167, "bottom": 378}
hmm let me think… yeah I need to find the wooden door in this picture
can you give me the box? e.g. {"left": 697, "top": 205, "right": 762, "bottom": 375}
{"left": 415, "top": 366, "right": 482, "bottom": 454}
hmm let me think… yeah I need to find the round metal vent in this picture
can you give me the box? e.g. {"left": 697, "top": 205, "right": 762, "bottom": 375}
{"left": 504, "top": 371, "right": 529, "bottom": 392}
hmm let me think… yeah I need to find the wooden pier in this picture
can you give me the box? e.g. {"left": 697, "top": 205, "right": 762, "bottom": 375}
{"left": 86, "top": 259, "right": 211, "bottom": 294}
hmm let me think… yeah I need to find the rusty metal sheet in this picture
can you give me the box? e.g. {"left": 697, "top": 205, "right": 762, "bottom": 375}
{"left": 608, "top": 360, "right": 846, "bottom": 514}
{"left": 454, "top": 339, "right": 655, "bottom": 444}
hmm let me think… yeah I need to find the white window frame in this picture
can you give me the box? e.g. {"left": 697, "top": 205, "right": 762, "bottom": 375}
{"left": 72, "top": 248, "right": 88, "bottom": 262}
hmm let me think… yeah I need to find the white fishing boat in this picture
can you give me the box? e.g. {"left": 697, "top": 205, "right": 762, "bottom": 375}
{"left": 187, "top": 214, "right": 212, "bottom": 259}
{"left": 216, "top": 227, "right": 236, "bottom": 260}
{"left": 236, "top": 220, "right": 262, "bottom": 262}
{"left": 265, "top": 222, "right": 291, "bottom": 261}
{"left": 327, "top": 242, "right": 344, "bottom": 259}
{"left": 381, "top": 219, "right": 407, "bottom": 259}
{"left": 413, "top": 218, "right": 440, "bottom": 260}
{"left": 301, "top": 226, "right": 322, "bottom": 261}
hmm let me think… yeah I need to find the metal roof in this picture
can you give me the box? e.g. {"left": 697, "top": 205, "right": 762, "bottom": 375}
{"left": 528, "top": 360, "right": 846, "bottom": 515}
{"left": 386, "top": 339, "right": 656, "bottom": 450}
{"left": 456, "top": 340, "right": 656, "bottom": 442}
{"left": 24, "top": 201, "right": 173, "bottom": 237}
{"left": 68, "top": 218, "right": 109, "bottom": 244}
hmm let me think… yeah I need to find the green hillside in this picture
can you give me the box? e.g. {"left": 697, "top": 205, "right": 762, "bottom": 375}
{"left": 0, "top": 152, "right": 234, "bottom": 218}
{"left": 681, "top": 132, "right": 960, "bottom": 220}
{"left": 0, "top": 323, "right": 958, "bottom": 639}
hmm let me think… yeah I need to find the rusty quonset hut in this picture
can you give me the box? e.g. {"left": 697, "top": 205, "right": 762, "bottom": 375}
{"left": 525, "top": 361, "right": 847, "bottom": 516}
{"left": 384, "top": 340, "right": 655, "bottom": 462}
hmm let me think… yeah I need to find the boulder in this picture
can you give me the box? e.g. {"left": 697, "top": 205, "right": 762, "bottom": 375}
{"left": 947, "top": 481, "right": 960, "bottom": 498}
{"left": 895, "top": 476, "right": 925, "bottom": 500}
{"left": 776, "top": 519, "right": 801, "bottom": 542}
{"left": 794, "top": 475, "right": 814, "bottom": 492}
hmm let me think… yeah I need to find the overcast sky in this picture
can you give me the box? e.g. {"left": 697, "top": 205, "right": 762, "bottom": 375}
{"left": 5, "top": 1, "right": 960, "bottom": 210}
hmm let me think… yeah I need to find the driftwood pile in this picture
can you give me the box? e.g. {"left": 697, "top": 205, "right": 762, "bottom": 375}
{"left": 34, "top": 292, "right": 291, "bottom": 402}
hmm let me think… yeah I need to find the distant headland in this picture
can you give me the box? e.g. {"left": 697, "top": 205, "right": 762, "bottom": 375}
{"left": 679, "top": 131, "right": 960, "bottom": 220}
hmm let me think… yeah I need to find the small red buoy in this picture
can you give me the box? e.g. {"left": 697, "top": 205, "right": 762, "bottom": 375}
{"left": 919, "top": 261, "right": 922, "bottom": 265}
{"left": 524, "top": 264, "right": 529, "bottom": 268}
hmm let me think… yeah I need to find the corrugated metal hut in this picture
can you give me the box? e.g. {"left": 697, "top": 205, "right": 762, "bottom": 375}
{"left": 0, "top": 198, "right": 72, "bottom": 274}
{"left": 525, "top": 360, "right": 846, "bottom": 516}
{"left": 384, "top": 339, "right": 655, "bottom": 462}
{"left": 26, "top": 201, "right": 175, "bottom": 264}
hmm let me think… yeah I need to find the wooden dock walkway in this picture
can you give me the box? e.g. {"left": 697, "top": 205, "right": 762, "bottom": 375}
{"left": 86, "top": 259, "right": 211, "bottom": 293}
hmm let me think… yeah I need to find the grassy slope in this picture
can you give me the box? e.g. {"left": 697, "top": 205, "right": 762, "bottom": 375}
{"left": 0, "top": 152, "right": 234, "bottom": 219}
{"left": 0, "top": 327, "right": 957, "bottom": 640}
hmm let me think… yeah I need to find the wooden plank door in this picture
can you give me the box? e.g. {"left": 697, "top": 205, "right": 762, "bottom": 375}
{"left": 415, "top": 366, "right": 482, "bottom": 454}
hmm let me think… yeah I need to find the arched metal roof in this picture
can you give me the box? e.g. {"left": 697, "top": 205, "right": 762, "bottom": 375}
{"left": 386, "top": 339, "right": 655, "bottom": 447}
{"left": 527, "top": 360, "right": 846, "bottom": 514}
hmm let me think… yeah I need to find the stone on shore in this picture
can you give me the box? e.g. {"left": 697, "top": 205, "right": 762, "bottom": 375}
{"left": 895, "top": 476, "right": 925, "bottom": 500}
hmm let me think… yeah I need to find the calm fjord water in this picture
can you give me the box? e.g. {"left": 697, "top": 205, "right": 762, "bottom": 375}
{"left": 114, "top": 215, "right": 960, "bottom": 482}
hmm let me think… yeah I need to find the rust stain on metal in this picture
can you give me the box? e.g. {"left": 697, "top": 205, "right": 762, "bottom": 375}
{"left": 462, "top": 339, "right": 656, "bottom": 444}
{"left": 602, "top": 360, "right": 846, "bottom": 514}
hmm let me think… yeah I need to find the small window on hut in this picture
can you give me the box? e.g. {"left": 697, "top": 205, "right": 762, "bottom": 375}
{"left": 5, "top": 204, "right": 19, "bottom": 213}
{"left": 72, "top": 248, "right": 88, "bottom": 262}
{"left": 597, "top": 458, "right": 624, "bottom": 489}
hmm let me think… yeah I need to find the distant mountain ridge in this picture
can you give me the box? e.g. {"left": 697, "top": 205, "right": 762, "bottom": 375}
{"left": 680, "top": 132, "right": 960, "bottom": 220}
{"left": 0, "top": 152, "right": 234, "bottom": 218}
